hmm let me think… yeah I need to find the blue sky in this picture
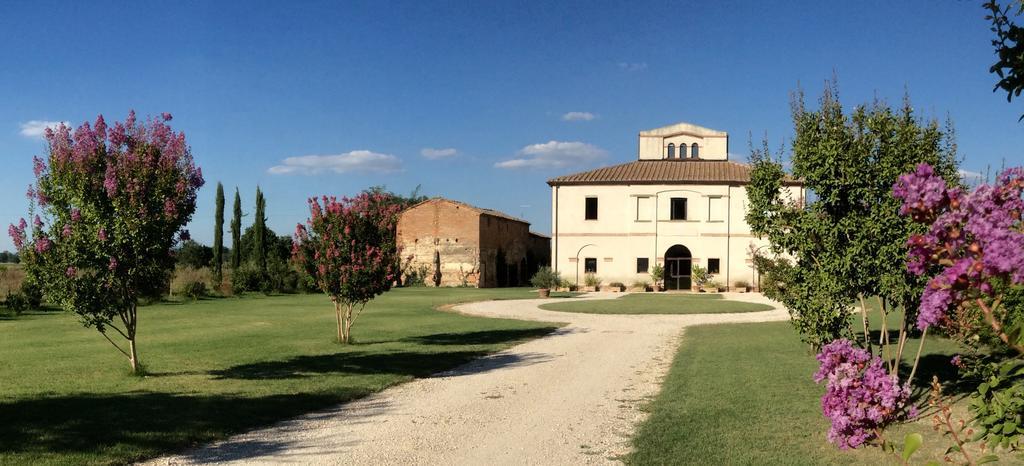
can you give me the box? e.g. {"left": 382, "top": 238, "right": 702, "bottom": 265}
{"left": 1, "top": 1, "right": 1021, "bottom": 251}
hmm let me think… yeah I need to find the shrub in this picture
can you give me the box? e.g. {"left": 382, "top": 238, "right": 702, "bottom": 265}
{"left": 584, "top": 273, "right": 601, "bottom": 287}
{"left": 608, "top": 281, "right": 625, "bottom": 291}
{"left": 231, "top": 263, "right": 266, "bottom": 294}
{"left": 178, "top": 280, "right": 207, "bottom": 300}
{"left": 402, "top": 264, "right": 430, "bottom": 287}
{"left": 650, "top": 264, "right": 664, "bottom": 284}
{"left": 733, "top": 279, "right": 750, "bottom": 290}
{"left": 631, "top": 280, "right": 651, "bottom": 290}
{"left": 691, "top": 265, "right": 710, "bottom": 288}
{"left": 19, "top": 276, "right": 42, "bottom": 309}
{"left": 530, "top": 267, "right": 561, "bottom": 289}
{"left": 5, "top": 291, "right": 28, "bottom": 315}
{"left": 705, "top": 280, "right": 723, "bottom": 291}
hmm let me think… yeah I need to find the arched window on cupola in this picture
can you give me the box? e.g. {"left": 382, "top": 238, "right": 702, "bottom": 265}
{"left": 667, "top": 143, "right": 675, "bottom": 159}
{"left": 691, "top": 143, "right": 699, "bottom": 158}
{"left": 679, "top": 143, "right": 687, "bottom": 158}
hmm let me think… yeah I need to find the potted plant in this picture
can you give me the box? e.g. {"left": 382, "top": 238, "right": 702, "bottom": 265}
{"left": 650, "top": 264, "right": 665, "bottom": 292}
{"left": 629, "top": 280, "right": 651, "bottom": 292}
{"left": 530, "top": 266, "right": 560, "bottom": 298}
{"left": 691, "top": 264, "right": 710, "bottom": 292}
{"left": 703, "top": 279, "right": 723, "bottom": 293}
{"left": 605, "top": 281, "right": 625, "bottom": 292}
{"left": 583, "top": 273, "right": 601, "bottom": 292}
{"left": 733, "top": 279, "right": 750, "bottom": 293}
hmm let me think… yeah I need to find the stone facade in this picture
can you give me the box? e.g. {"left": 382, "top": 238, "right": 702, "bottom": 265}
{"left": 397, "top": 198, "right": 551, "bottom": 288}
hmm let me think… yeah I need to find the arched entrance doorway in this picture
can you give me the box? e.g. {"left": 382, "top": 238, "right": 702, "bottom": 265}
{"left": 664, "top": 245, "right": 692, "bottom": 290}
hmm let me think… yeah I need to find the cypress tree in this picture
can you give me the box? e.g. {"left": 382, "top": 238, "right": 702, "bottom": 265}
{"left": 212, "top": 182, "right": 225, "bottom": 283}
{"left": 254, "top": 186, "right": 267, "bottom": 273}
{"left": 231, "top": 188, "right": 242, "bottom": 269}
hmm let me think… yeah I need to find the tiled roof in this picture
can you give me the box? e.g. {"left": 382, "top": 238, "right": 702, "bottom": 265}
{"left": 404, "top": 197, "right": 531, "bottom": 225}
{"left": 547, "top": 159, "right": 803, "bottom": 186}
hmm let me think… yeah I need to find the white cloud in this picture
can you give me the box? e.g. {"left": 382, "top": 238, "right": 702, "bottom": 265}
{"left": 19, "top": 120, "right": 69, "bottom": 139}
{"left": 958, "top": 169, "right": 985, "bottom": 184}
{"left": 268, "top": 150, "right": 401, "bottom": 175}
{"left": 495, "top": 141, "right": 608, "bottom": 169}
{"left": 420, "top": 147, "right": 458, "bottom": 159}
{"left": 561, "top": 112, "right": 596, "bottom": 122}
{"left": 617, "top": 62, "right": 648, "bottom": 72}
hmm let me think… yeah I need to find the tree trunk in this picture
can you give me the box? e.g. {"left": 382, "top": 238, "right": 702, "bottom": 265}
{"left": 334, "top": 300, "right": 344, "bottom": 344}
{"left": 128, "top": 337, "right": 139, "bottom": 373}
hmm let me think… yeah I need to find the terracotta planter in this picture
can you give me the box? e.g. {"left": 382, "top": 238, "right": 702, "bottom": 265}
{"left": 583, "top": 286, "right": 597, "bottom": 292}
{"left": 538, "top": 288, "right": 551, "bottom": 298}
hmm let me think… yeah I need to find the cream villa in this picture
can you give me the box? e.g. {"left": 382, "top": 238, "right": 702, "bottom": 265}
{"left": 547, "top": 122, "right": 804, "bottom": 290}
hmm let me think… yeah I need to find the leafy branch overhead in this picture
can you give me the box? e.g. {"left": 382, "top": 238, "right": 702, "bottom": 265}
{"left": 986, "top": 0, "right": 1024, "bottom": 120}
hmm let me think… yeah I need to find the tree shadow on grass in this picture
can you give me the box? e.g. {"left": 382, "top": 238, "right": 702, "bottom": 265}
{"left": 402, "top": 326, "right": 563, "bottom": 345}
{"left": 211, "top": 347, "right": 553, "bottom": 381}
{"left": 0, "top": 391, "right": 363, "bottom": 464}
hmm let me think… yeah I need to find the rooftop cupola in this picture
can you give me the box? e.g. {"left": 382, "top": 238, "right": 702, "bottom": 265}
{"left": 637, "top": 122, "right": 729, "bottom": 161}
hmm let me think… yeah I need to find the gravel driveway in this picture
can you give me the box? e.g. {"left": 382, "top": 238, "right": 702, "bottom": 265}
{"left": 148, "top": 292, "right": 789, "bottom": 465}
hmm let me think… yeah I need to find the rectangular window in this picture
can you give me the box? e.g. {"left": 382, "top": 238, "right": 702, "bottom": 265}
{"left": 707, "top": 258, "right": 720, "bottom": 274}
{"left": 636, "top": 257, "right": 649, "bottom": 273}
{"left": 635, "top": 196, "right": 652, "bottom": 221}
{"left": 670, "top": 197, "right": 688, "bottom": 220}
{"left": 585, "top": 197, "right": 598, "bottom": 220}
{"left": 708, "top": 196, "right": 725, "bottom": 222}
{"left": 584, "top": 257, "right": 597, "bottom": 273}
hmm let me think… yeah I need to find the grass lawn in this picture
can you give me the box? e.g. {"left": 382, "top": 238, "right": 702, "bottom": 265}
{"left": 0, "top": 287, "right": 559, "bottom": 465}
{"left": 626, "top": 311, "right": 1024, "bottom": 465}
{"left": 538, "top": 292, "right": 774, "bottom": 314}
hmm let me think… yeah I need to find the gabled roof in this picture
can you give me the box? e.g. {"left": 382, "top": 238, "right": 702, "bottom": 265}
{"left": 404, "top": 197, "right": 531, "bottom": 225}
{"left": 638, "top": 122, "right": 728, "bottom": 138}
{"left": 547, "top": 159, "right": 803, "bottom": 186}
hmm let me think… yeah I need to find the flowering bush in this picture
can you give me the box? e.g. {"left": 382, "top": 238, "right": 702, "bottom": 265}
{"left": 893, "top": 163, "right": 1024, "bottom": 341}
{"left": 892, "top": 162, "right": 1024, "bottom": 452}
{"left": 8, "top": 112, "right": 203, "bottom": 373}
{"left": 292, "top": 193, "right": 401, "bottom": 343}
{"left": 814, "top": 339, "right": 913, "bottom": 449}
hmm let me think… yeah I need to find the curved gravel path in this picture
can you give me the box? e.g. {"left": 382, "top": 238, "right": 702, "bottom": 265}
{"left": 148, "top": 292, "right": 789, "bottom": 465}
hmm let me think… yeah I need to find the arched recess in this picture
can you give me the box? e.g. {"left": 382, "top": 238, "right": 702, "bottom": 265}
{"left": 664, "top": 244, "right": 692, "bottom": 290}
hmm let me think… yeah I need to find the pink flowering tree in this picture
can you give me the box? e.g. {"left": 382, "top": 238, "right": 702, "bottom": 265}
{"left": 8, "top": 112, "right": 203, "bottom": 373}
{"left": 292, "top": 193, "right": 401, "bottom": 344}
{"left": 811, "top": 163, "right": 1024, "bottom": 457}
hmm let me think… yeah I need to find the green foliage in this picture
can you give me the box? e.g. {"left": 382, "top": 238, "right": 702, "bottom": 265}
{"left": 5, "top": 291, "right": 28, "bottom": 315}
{"left": 230, "top": 188, "right": 242, "bottom": 270}
{"left": 969, "top": 358, "right": 1024, "bottom": 450}
{"left": 231, "top": 263, "right": 267, "bottom": 294}
{"left": 0, "top": 251, "right": 20, "bottom": 263}
{"left": 212, "top": 182, "right": 224, "bottom": 283}
{"left": 745, "top": 83, "right": 959, "bottom": 348}
{"left": 175, "top": 240, "right": 213, "bottom": 269}
{"left": 986, "top": 0, "right": 1024, "bottom": 120}
{"left": 691, "top": 264, "right": 710, "bottom": 288}
{"left": 584, "top": 273, "right": 601, "bottom": 287}
{"left": 650, "top": 264, "right": 664, "bottom": 284}
{"left": 177, "top": 280, "right": 207, "bottom": 300}
{"left": 19, "top": 273, "right": 42, "bottom": 309}
{"left": 631, "top": 280, "right": 651, "bottom": 290}
{"left": 529, "top": 266, "right": 561, "bottom": 289}
{"left": 253, "top": 186, "right": 267, "bottom": 274}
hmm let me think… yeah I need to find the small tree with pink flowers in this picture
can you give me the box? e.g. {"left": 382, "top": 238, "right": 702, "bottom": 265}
{"left": 8, "top": 112, "right": 204, "bottom": 373}
{"left": 292, "top": 193, "right": 401, "bottom": 344}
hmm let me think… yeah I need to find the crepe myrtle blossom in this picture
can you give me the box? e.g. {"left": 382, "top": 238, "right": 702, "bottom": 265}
{"left": 814, "top": 339, "right": 914, "bottom": 449}
{"left": 893, "top": 163, "right": 1024, "bottom": 330}
{"left": 7, "top": 111, "right": 203, "bottom": 373}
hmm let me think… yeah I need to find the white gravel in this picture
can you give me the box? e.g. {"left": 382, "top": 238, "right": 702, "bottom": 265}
{"left": 146, "top": 292, "right": 789, "bottom": 465}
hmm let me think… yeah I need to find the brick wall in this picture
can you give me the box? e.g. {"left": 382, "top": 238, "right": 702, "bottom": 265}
{"left": 397, "top": 200, "right": 482, "bottom": 287}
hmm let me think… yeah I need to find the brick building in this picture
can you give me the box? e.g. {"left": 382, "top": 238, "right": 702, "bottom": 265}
{"left": 397, "top": 198, "right": 551, "bottom": 287}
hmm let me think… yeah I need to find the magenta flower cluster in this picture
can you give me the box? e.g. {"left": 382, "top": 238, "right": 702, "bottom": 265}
{"left": 293, "top": 193, "right": 403, "bottom": 301}
{"left": 893, "top": 163, "right": 1024, "bottom": 329}
{"left": 814, "top": 339, "right": 913, "bottom": 449}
